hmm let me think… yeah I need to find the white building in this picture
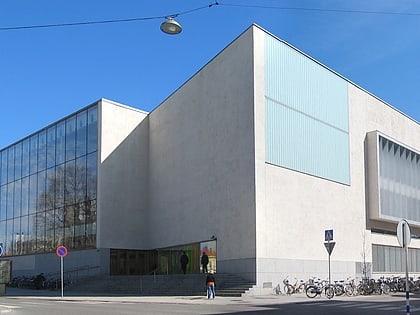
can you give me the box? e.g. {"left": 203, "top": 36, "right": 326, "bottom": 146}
{"left": 1, "top": 24, "right": 419, "bottom": 291}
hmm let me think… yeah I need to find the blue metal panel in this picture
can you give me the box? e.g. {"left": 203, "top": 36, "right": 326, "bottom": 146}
{"left": 265, "top": 34, "right": 350, "bottom": 184}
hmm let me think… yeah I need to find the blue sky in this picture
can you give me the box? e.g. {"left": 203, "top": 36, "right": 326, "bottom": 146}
{"left": 1, "top": 0, "right": 419, "bottom": 149}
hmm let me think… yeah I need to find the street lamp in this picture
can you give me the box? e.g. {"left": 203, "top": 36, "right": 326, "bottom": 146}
{"left": 160, "top": 17, "right": 182, "bottom": 35}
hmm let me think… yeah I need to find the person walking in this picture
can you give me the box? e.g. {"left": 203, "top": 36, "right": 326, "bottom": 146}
{"left": 180, "top": 251, "right": 189, "bottom": 274}
{"left": 206, "top": 270, "right": 216, "bottom": 299}
{"left": 201, "top": 252, "right": 209, "bottom": 273}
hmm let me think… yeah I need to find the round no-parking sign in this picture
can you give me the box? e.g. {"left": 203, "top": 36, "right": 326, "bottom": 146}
{"left": 56, "top": 245, "right": 68, "bottom": 257}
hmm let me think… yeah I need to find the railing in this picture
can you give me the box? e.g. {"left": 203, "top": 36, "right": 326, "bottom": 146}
{"left": 45, "top": 265, "right": 101, "bottom": 285}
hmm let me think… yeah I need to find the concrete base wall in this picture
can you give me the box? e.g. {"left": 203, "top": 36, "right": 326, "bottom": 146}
{"left": 217, "top": 257, "right": 256, "bottom": 283}
{"left": 256, "top": 257, "right": 360, "bottom": 289}
{"left": 8, "top": 248, "right": 109, "bottom": 279}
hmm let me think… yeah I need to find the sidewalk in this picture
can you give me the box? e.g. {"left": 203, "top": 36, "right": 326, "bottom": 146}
{"left": 2, "top": 287, "right": 318, "bottom": 305}
{"left": 3, "top": 287, "right": 415, "bottom": 306}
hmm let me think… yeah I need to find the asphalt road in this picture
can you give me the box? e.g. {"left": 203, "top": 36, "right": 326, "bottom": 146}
{"left": 1, "top": 289, "right": 420, "bottom": 314}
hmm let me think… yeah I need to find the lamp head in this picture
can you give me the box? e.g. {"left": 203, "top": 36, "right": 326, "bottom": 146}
{"left": 160, "top": 17, "right": 182, "bottom": 35}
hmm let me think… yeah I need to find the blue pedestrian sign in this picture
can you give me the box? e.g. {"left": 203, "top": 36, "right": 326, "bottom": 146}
{"left": 0, "top": 245, "right": 3, "bottom": 257}
{"left": 325, "top": 229, "right": 334, "bottom": 242}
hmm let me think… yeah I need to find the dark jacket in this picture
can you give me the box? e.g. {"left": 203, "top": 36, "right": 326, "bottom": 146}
{"left": 206, "top": 273, "right": 216, "bottom": 285}
{"left": 201, "top": 254, "right": 209, "bottom": 265}
{"left": 180, "top": 254, "right": 189, "bottom": 266}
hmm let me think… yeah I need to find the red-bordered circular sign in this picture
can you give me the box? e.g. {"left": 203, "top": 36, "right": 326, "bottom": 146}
{"left": 56, "top": 245, "right": 68, "bottom": 257}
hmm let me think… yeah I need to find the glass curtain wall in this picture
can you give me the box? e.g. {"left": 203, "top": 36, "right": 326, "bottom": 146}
{"left": 0, "top": 105, "right": 98, "bottom": 256}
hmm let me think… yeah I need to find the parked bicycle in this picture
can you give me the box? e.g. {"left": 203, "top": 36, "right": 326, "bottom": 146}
{"left": 305, "top": 278, "right": 334, "bottom": 299}
{"left": 283, "top": 277, "right": 306, "bottom": 295}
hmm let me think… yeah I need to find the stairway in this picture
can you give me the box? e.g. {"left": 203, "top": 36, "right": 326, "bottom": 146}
{"left": 65, "top": 273, "right": 255, "bottom": 297}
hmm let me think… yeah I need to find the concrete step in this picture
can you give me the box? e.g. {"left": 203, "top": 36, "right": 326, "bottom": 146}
{"left": 66, "top": 273, "right": 255, "bottom": 297}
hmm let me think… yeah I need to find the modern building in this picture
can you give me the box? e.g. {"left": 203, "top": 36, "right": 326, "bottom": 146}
{"left": 1, "top": 24, "right": 419, "bottom": 291}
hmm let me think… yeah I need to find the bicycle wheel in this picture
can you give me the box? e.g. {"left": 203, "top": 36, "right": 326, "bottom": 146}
{"left": 284, "top": 284, "right": 294, "bottom": 295}
{"left": 305, "top": 285, "right": 318, "bottom": 298}
{"left": 297, "top": 283, "right": 306, "bottom": 293}
{"left": 325, "top": 285, "right": 335, "bottom": 299}
{"left": 334, "top": 284, "right": 345, "bottom": 296}
{"left": 382, "top": 283, "right": 390, "bottom": 294}
{"left": 344, "top": 284, "right": 354, "bottom": 296}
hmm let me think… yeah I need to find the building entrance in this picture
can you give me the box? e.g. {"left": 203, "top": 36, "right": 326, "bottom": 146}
{"left": 110, "top": 240, "right": 217, "bottom": 275}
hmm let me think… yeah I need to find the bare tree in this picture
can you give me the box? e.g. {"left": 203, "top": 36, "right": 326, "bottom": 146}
{"left": 361, "top": 230, "right": 371, "bottom": 279}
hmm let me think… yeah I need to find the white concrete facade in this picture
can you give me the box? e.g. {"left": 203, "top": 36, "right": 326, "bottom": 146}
{"left": 136, "top": 24, "right": 420, "bottom": 287}
{"left": 4, "top": 24, "right": 420, "bottom": 291}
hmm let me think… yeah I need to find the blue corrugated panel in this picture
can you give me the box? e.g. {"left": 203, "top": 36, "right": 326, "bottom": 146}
{"left": 264, "top": 34, "right": 350, "bottom": 184}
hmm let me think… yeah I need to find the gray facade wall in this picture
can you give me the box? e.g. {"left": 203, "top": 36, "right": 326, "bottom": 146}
{"left": 98, "top": 100, "right": 149, "bottom": 250}
{"left": 147, "top": 27, "right": 257, "bottom": 280}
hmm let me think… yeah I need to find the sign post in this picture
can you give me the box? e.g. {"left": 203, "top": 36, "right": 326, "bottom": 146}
{"left": 56, "top": 245, "right": 68, "bottom": 299}
{"left": 397, "top": 220, "right": 411, "bottom": 315}
{"left": 324, "top": 229, "right": 335, "bottom": 290}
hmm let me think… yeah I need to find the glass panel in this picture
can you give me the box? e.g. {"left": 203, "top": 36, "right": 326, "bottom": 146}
{"left": 7, "top": 147, "right": 15, "bottom": 183}
{"left": 21, "top": 139, "right": 30, "bottom": 177}
{"left": 75, "top": 156, "right": 86, "bottom": 203}
{"left": 14, "top": 142, "right": 22, "bottom": 179}
{"left": 6, "top": 219, "right": 14, "bottom": 256}
{"left": 1, "top": 151, "right": 7, "bottom": 185}
{"left": 87, "top": 106, "right": 98, "bottom": 154}
{"left": 65, "top": 116, "right": 76, "bottom": 162}
{"left": 45, "top": 168, "right": 55, "bottom": 210}
{"left": 45, "top": 209, "right": 55, "bottom": 252}
{"left": 29, "top": 174, "right": 38, "bottom": 214}
{"left": 37, "top": 170, "right": 46, "bottom": 211}
{"left": 29, "top": 134, "right": 38, "bottom": 175}
{"left": 379, "top": 246, "right": 385, "bottom": 272}
{"left": 21, "top": 177, "right": 29, "bottom": 216}
{"left": 55, "top": 207, "right": 65, "bottom": 248}
{"left": 64, "top": 205, "right": 75, "bottom": 249}
{"left": 76, "top": 110, "right": 87, "bottom": 158}
{"left": 6, "top": 183, "right": 14, "bottom": 219}
{"left": 27, "top": 214, "right": 36, "bottom": 254}
{"left": 416, "top": 250, "right": 420, "bottom": 272}
{"left": 46, "top": 126, "right": 56, "bottom": 169}
{"left": 200, "top": 241, "right": 217, "bottom": 273}
{"left": 36, "top": 211, "right": 46, "bottom": 253}
{"left": 13, "top": 179, "right": 21, "bottom": 218}
{"left": 0, "top": 221, "right": 5, "bottom": 252}
{"left": 74, "top": 202, "right": 85, "bottom": 249}
{"left": 0, "top": 185, "right": 6, "bottom": 221}
{"left": 21, "top": 215, "right": 29, "bottom": 255}
{"left": 410, "top": 249, "right": 416, "bottom": 273}
{"left": 38, "top": 130, "right": 47, "bottom": 172}
{"left": 85, "top": 200, "right": 96, "bottom": 248}
{"left": 13, "top": 217, "right": 21, "bottom": 255}
{"left": 387, "top": 247, "right": 394, "bottom": 272}
{"left": 86, "top": 152, "right": 97, "bottom": 200}
{"left": 56, "top": 121, "right": 66, "bottom": 165}
{"left": 372, "top": 245, "right": 378, "bottom": 272}
{"left": 65, "top": 160, "right": 76, "bottom": 206}
{"left": 55, "top": 165, "right": 65, "bottom": 208}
